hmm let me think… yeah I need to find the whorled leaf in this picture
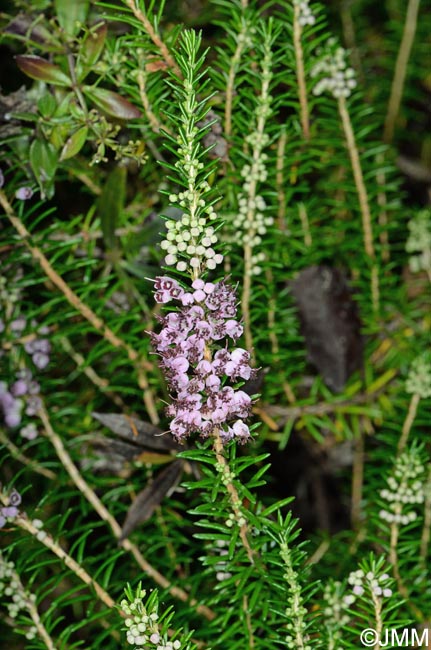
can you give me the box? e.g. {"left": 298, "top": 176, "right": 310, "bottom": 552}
{"left": 60, "top": 125, "right": 88, "bottom": 160}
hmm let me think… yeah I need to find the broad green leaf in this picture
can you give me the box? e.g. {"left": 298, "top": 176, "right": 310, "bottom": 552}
{"left": 38, "top": 93, "right": 57, "bottom": 118}
{"left": 16, "top": 55, "right": 71, "bottom": 86}
{"left": 60, "top": 126, "right": 88, "bottom": 160}
{"left": 30, "top": 139, "right": 58, "bottom": 198}
{"left": 54, "top": 0, "right": 89, "bottom": 37}
{"left": 83, "top": 86, "right": 141, "bottom": 119}
{"left": 98, "top": 166, "right": 127, "bottom": 250}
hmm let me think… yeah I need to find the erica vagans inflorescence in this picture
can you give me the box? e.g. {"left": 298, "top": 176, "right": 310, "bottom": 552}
{"left": 151, "top": 276, "right": 255, "bottom": 444}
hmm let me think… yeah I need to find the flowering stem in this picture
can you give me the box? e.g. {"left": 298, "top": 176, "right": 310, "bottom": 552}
{"left": 38, "top": 403, "right": 215, "bottom": 620}
{"left": 337, "top": 96, "right": 379, "bottom": 312}
{"left": 383, "top": 0, "right": 421, "bottom": 144}
{"left": 212, "top": 430, "right": 255, "bottom": 564}
{"left": 293, "top": 4, "right": 310, "bottom": 140}
{"left": 370, "top": 588, "right": 383, "bottom": 650}
{"left": 397, "top": 392, "right": 420, "bottom": 454}
{"left": 1, "top": 558, "right": 60, "bottom": 650}
{"left": 0, "top": 189, "right": 159, "bottom": 424}
{"left": 240, "top": 32, "right": 273, "bottom": 355}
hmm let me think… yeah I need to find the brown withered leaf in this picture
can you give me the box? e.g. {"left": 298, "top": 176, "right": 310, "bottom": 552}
{"left": 291, "top": 265, "right": 364, "bottom": 393}
{"left": 121, "top": 460, "right": 184, "bottom": 539}
{"left": 92, "top": 412, "right": 179, "bottom": 451}
{"left": 145, "top": 59, "right": 169, "bottom": 73}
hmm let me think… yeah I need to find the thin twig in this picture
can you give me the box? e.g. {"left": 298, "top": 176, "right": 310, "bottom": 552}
{"left": 383, "top": 0, "right": 421, "bottom": 144}
{"left": 136, "top": 69, "right": 171, "bottom": 134}
{"left": 266, "top": 385, "right": 390, "bottom": 427}
{"left": 397, "top": 393, "right": 420, "bottom": 454}
{"left": 337, "top": 96, "right": 379, "bottom": 312}
{"left": 38, "top": 404, "right": 215, "bottom": 621}
{"left": 0, "top": 190, "right": 159, "bottom": 425}
{"left": 213, "top": 430, "right": 255, "bottom": 565}
{"left": 122, "top": 0, "right": 181, "bottom": 78}
{"left": 0, "top": 431, "right": 56, "bottom": 480}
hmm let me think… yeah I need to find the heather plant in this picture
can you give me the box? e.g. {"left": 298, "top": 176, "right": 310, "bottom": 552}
{"left": 1, "top": 1, "right": 431, "bottom": 649}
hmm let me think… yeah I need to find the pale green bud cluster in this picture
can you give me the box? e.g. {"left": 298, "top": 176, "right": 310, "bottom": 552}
{"left": 280, "top": 541, "right": 311, "bottom": 650}
{"left": 406, "top": 355, "right": 431, "bottom": 399}
{"left": 236, "top": 20, "right": 256, "bottom": 48}
{"left": 161, "top": 188, "right": 222, "bottom": 272}
{"left": 0, "top": 553, "right": 37, "bottom": 640}
{"left": 406, "top": 209, "right": 431, "bottom": 274}
{"left": 322, "top": 580, "right": 351, "bottom": 642}
{"left": 121, "top": 590, "right": 181, "bottom": 650}
{"left": 379, "top": 449, "right": 424, "bottom": 525}
{"left": 347, "top": 568, "right": 393, "bottom": 598}
{"left": 311, "top": 39, "right": 357, "bottom": 99}
{"left": 294, "top": 0, "right": 316, "bottom": 27}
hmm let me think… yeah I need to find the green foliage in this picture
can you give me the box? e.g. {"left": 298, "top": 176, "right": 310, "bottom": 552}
{"left": 1, "top": 0, "right": 430, "bottom": 648}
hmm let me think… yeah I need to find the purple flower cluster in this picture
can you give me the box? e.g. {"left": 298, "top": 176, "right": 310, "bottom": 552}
{"left": 0, "top": 369, "right": 41, "bottom": 436}
{"left": 151, "top": 276, "right": 256, "bottom": 444}
{"left": 0, "top": 489, "right": 22, "bottom": 529}
{"left": 0, "top": 315, "right": 51, "bottom": 371}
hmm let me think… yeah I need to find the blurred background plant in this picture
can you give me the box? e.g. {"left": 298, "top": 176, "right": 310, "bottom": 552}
{"left": 0, "top": 0, "right": 430, "bottom": 648}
